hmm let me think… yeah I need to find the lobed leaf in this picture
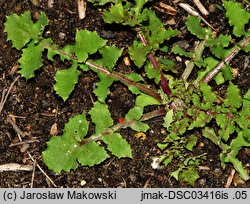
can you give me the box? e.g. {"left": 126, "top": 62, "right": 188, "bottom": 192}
{"left": 135, "top": 93, "right": 161, "bottom": 107}
{"left": 64, "top": 114, "right": 89, "bottom": 142}
{"left": 128, "top": 40, "right": 151, "bottom": 68}
{"left": 18, "top": 41, "right": 44, "bottom": 79}
{"left": 163, "top": 109, "right": 174, "bottom": 130}
{"left": 76, "top": 142, "right": 109, "bottom": 166}
{"left": 224, "top": 82, "right": 242, "bottom": 109}
{"left": 75, "top": 29, "right": 107, "bottom": 62}
{"left": 4, "top": 11, "right": 48, "bottom": 50}
{"left": 102, "top": 133, "right": 132, "bottom": 158}
{"left": 94, "top": 73, "right": 115, "bottom": 102}
{"left": 89, "top": 101, "right": 113, "bottom": 133}
{"left": 200, "top": 83, "right": 217, "bottom": 109}
{"left": 186, "top": 15, "right": 211, "bottom": 40}
{"left": 103, "top": 3, "right": 125, "bottom": 24}
{"left": 223, "top": 0, "right": 250, "bottom": 36}
{"left": 179, "top": 166, "right": 199, "bottom": 186}
{"left": 42, "top": 135, "right": 79, "bottom": 173}
{"left": 54, "top": 62, "right": 80, "bottom": 101}
{"left": 96, "top": 45, "right": 123, "bottom": 71}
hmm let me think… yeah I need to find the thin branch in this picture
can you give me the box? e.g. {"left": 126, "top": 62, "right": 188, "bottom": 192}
{"left": 0, "top": 76, "right": 20, "bottom": 114}
{"left": 0, "top": 163, "right": 33, "bottom": 172}
{"left": 193, "top": 0, "right": 209, "bottom": 16}
{"left": 81, "top": 107, "right": 166, "bottom": 145}
{"left": 203, "top": 35, "right": 250, "bottom": 83}
{"left": 182, "top": 39, "right": 206, "bottom": 81}
{"left": 86, "top": 61, "right": 162, "bottom": 101}
{"left": 43, "top": 41, "right": 162, "bottom": 101}
{"left": 137, "top": 31, "right": 172, "bottom": 97}
{"left": 179, "top": 3, "right": 215, "bottom": 30}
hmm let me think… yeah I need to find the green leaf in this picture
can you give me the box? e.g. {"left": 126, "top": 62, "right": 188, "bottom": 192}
{"left": 102, "top": 133, "right": 132, "bottom": 158}
{"left": 76, "top": 142, "right": 109, "bottom": 166}
{"left": 89, "top": 101, "right": 113, "bottom": 133}
{"left": 189, "top": 112, "right": 208, "bottom": 130}
{"left": 94, "top": 73, "right": 114, "bottom": 102}
{"left": 161, "top": 154, "right": 174, "bottom": 166}
{"left": 179, "top": 166, "right": 199, "bottom": 186}
{"left": 186, "top": 15, "right": 211, "bottom": 39}
{"left": 129, "top": 121, "right": 150, "bottom": 132}
{"left": 230, "top": 132, "right": 250, "bottom": 158}
{"left": 185, "top": 134, "right": 197, "bottom": 151}
{"left": 54, "top": 62, "right": 80, "bottom": 101}
{"left": 224, "top": 82, "right": 242, "bottom": 108}
{"left": 96, "top": 45, "right": 123, "bottom": 71}
{"left": 75, "top": 29, "right": 107, "bottom": 62}
{"left": 223, "top": 0, "right": 250, "bottom": 36}
{"left": 163, "top": 110, "right": 174, "bottom": 130}
{"left": 42, "top": 134, "right": 79, "bottom": 173}
{"left": 103, "top": 3, "right": 125, "bottom": 24}
{"left": 129, "top": 40, "right": 151, "bottom": 68}
{"left": 144, "top": 62, "right": 161, "bottom": 83}
{"left": 125, "top": 73, "right": 144, "bottom": 95}
{"left": 224, "top": 154, "right": 250, "bottom": 181}
{"left": 200, "top": 83, "right": 217, "bottom": 109}
{"left": 64, "top": 114, "right": 89, "bottom": 142}
{"left": 134, "top": 0, "right": 148, "bottom": 15}
{"left": 135, "top": 93, "right": 161, "bottom": 107}
{"left": 172, "top": 45, "right": 193, "bottom": 58}
{"left": 125, "top": 106, "right": 143, "bottom": 121}
{"left": 18, "top": 41, "right": 44, "bottom": 79}
{"left": 125, "top": 106, "right": 150, "bottom": 131}
{"left": 4, "top": 11, "right": 48, "bottom": 49}
{"left": 171, "top": 168, "right": 182, "bottom": 181}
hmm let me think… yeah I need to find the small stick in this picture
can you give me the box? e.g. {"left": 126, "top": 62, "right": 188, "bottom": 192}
{"left": 78, "top": 0, "right": 86, "bottom": 20}
{"left": 0, "top": 163, "right": 33, "bottom": 172}
{"left": 0, "top": 76, "right": 20, "bottom": 114}
{"left": 30, "top": 159, "right": 36, "bottom": 188}
{"left": 9, "top": 140, "right": 39, "bottom": 147}
{"left": 225, "top": 169, "right": 235, "bottom": 188}
{"left": 7, "top": 116, "right": 28, "bottom": 138}
{"left": 179, "top": 3, "right": 215, "bottom": 30}
{"left": 203, "top": 35, "right": 250, "bottom": 83}
{"left": 193, "top": 0, "right": 209, "bottom": 16}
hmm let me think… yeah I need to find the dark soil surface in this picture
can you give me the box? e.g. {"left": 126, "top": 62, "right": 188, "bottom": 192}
{"left": 0, "top": 0, "right": 249, "bottom": 188}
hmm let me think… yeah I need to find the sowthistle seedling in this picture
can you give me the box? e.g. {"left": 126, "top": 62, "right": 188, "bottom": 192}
{"left": 4, "top": 0, "right": 250, "bottom": 185}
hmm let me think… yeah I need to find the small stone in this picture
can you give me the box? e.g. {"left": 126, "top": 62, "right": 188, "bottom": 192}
{"left": 214, "top": 168, "right": 222, "bottom": 177}
{"left": 209, "top": 4, "right": 216, "bottom": 13}
{"left": 80, "top": 180, "right": 87, "bottom": 186}
{"left": 59, "top": 32, "right": 66, "bottom": 39}
{"left": 50, "top": 123, "right": 58, "bottom": 136}
{"left": 198, "top": 178, "right": 206, "bottom": 186}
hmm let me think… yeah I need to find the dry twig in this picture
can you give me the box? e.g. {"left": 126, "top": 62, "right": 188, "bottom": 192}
{"left": 225, "top": 169, "right": 236, "bottom": 188}
{"left": 179, "top": 3, "right": 215, "bottom": 30}
{"left": 0, "top": 76, "right": 20, "bottom": 114}
{"left": 78, "top": 0, "right": 86, "bottom": 19}
{"left": 0, "top": 163, "right": 33, "bottom": 172}
{"left": 193, "top": 0, "right": 209, "bottom": 16}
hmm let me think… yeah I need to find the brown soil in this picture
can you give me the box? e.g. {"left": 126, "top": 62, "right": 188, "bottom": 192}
{"left": 0, "top": 0, "right": 249, "bottom": 188}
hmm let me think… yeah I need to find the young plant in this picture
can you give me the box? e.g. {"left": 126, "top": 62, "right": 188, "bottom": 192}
{"left": 4, "top": 0, "right": 250, "bottom": 186}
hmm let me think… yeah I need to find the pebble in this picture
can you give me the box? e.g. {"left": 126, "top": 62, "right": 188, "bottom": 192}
{"left": 213, "top": 168, "right": 222, "bottom": 177}
{"left": 59, "top": 32, "right": 66, "bottom": 39}
{"left": 198, "top": 178, "right": 206, "bottom": 186}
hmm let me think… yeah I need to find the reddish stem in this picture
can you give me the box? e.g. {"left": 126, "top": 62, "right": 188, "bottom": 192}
{"left": 160, "top": 72, "right": 172, "bottom": 98}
